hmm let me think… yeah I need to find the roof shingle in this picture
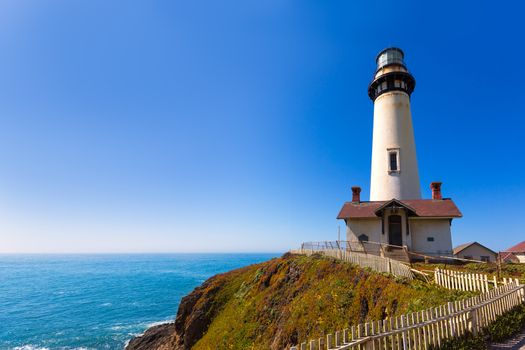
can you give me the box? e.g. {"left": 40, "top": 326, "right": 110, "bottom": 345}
{"left": 505, "top": 241, "right": 525, "bottom": 253}
{"left": 337, "top": 198, "right": 462, "bottom": 219}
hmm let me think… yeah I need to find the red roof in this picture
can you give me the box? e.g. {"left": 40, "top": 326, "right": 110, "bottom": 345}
{"left": 505, "top": 241, "right": 525, "bottom": 253}
{"left": 337, "top": 198, "right": 462, "bottom": 219}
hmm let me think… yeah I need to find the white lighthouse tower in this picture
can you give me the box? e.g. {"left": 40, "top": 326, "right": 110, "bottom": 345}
{"left": 369, "top": 47, "right": 421, "bottom": 201}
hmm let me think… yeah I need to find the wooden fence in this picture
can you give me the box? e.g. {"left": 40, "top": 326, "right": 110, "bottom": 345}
{"left": 290, "top": 248, "right": 413, "bottom": 280}
{"left": 434, "top": 268, "right": 522, "bottom": 293}
{"left": 434, "top": 268, "right": 493, "bottom": 292}
{"left": 289, "top": 282, "right": 525, "bottom": 350}
{"left": 300, "top": 241, "right": 411, "bottom": 263}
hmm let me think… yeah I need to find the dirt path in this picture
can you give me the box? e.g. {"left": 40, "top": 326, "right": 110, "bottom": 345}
{"left": 491, "top": 327, "right": 525, "bottom": 350}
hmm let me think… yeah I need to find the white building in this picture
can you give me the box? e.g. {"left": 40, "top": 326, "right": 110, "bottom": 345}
{"left": 337, "top": 48, "right": 462, "bottom": 257}
{"left": 502, "top": 241, "right": 525, "bottom": 263}
{"left": 453, "top": 242, "right": 497, "bottom": 262}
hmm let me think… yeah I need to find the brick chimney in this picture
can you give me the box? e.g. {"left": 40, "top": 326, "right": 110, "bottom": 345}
{"left": 430, "top": 182, "right": 442, "bottom": 200}
{"left": 351, "top": 186, "right": 361, "bottom": 203}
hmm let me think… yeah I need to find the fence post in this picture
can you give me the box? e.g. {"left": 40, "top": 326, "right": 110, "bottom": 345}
{"left": 448, "top": 302, "right": 456, "bottom": 337}
{"left": 318, "top": 337, "right": 324, "bottom": 350}
{"left": 326, "top": 334, "right": 333, "bottom": 350}
{"left": 470, "top": 307, "right": 479, "bottom": 336}
{"left": 401, "top": 315, "right": 408, "bottom": 350}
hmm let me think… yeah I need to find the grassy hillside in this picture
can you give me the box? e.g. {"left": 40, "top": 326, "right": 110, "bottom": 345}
{"left": 189, "top": 253, "right": 471, "bottom": 350}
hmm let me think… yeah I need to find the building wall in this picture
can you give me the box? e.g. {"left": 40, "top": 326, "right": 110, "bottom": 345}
{"left": 370, "top": 91, "right": 421, "bottom": 201}
{"left": 410, "top": 218, "right": 453, "bottom": 256}
{"left": 346, "top": 213, "right": 454, "bottom": 256}
{"left": 381, "top": 208, "right": 411, "bottom": 248}
{"left": 345, "top": 209, "right": 410, "bottom": 248}
{"left": 346, "top": 218, "right": 382, "bottom": 243}
{"left": 516, "top": 254, "right": 525, "bottom": 263}
{"left": 454, "top": 244, "right": 497, "bottom": 262}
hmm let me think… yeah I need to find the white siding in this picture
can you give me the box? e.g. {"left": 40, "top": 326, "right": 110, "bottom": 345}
{"left": 453, "top": 243, "right": 497, "bottom": 262}
{"left": 410, "top": 218, "right": 453, "bottom": 256}
{"left": 515, "top": 254, "right": 525, "bottom": 263}
{"left": 346, "top": 218, "right": 382, "bottom": 243}
{"left": 370, "top": 91, "right": 421, "bottom": 201}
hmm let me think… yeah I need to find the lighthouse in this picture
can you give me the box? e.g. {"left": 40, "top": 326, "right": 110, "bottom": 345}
{"left": 337, "top": 48, "right": 462, "bottom": 257}
{"left": 368, "top": 48, "right": 421, "bottom": 201}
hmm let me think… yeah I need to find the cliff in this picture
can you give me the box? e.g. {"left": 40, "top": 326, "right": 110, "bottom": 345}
{"left": 126, "top": 253, "right": 467, "bottom": 350}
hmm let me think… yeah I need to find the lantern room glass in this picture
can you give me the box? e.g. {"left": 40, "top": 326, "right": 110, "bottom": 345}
{"left": 376, "top": 48, "right": 405, "bottom": 70}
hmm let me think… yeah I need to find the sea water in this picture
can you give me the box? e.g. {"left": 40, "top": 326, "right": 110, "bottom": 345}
{"left": 0, "top": 253, "right": 278, "bottom": 350}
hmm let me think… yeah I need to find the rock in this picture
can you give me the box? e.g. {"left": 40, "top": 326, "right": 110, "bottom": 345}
{"left": 126, "top": 323, "right": 178, "bottom": 350}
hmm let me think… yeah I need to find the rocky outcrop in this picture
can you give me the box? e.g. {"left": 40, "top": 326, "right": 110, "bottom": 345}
{"left": 126, "top": 323, "right": 178, "bottom": 350}
{"left": 127, "top": 266, "right": 244, "bottom": 350}
{"left": 126, "top": 253, "right": 465, "bottom": 350}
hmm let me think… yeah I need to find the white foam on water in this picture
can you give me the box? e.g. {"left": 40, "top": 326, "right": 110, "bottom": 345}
{"left": 122, "top": 318, "right": 175, "bottom": 348}
{"left": 146, "top": 319, "right": 173, "bottom": 328}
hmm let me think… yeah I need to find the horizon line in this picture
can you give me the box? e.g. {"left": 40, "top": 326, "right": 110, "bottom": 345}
{"left": 0, "top": 251, "right": 285, "bottom": 255}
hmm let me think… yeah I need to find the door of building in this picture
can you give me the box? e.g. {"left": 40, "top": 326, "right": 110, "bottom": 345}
{"left": 388, "top": 215, "right": 403, "bottom": 246}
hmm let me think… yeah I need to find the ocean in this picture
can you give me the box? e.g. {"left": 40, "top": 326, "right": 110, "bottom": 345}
{"left": 0, "top": 253, "right": 279, "bottom": 350}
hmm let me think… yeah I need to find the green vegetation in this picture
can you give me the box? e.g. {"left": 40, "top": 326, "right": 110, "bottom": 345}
{"left": 431, "top": 304, "right": 525, "bottom": 350}
{"left": 191, "top": 253, "right": 472, "bottom": 350}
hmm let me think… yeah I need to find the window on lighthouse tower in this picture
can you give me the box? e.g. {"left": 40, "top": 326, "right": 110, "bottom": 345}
{"left": 388, "top": 149, "right": 400, "bottom": 173}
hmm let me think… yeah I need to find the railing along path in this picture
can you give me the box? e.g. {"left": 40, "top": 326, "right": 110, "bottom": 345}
{"left": 290, "top": 248, "right": 413, "bottom": 280}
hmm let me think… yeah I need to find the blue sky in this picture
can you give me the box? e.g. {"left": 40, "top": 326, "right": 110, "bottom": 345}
{"left": 0, "top": 1, "right": 523, "bottom": 253}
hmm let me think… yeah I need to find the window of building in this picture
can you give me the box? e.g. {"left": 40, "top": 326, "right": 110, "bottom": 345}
{"left": 463, "top": 255, "right": 473, "bottom": 260}
{"left": 480, "top": 256, "right": 490, "bottom": 262}
{"left": 388, "top": 149, "right": 400, "bottom": 173}
{"left": 427, "top": 237, "right": 434, "bottom": 242}
{"left": 358, "top": 234, "right": 369, "bottom": 242}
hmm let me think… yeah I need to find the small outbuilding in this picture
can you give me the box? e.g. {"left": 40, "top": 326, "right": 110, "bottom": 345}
{"left": 502, "top": 241, "right": 525, "bottom": 263}
{"left": 338, "top": 184, "right": 462, "bottom": 257}
{"left": 499, "top": 252, "right": 520, "bottom": 263}
{"left": 453, "top": 242, "right": 497, "bottom": 262}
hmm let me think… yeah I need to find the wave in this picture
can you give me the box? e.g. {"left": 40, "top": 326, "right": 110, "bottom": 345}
{"left": 146, "top": 319, "right": 173, "bottom": 328}
{"left": 111, "top": 318, "right": 174, "bottom": 331}
{"left": 122, "top": 318, "right": 175, "bottom": 348}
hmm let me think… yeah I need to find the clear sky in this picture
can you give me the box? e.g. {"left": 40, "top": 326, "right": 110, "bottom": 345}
{"left": 0, "top": 1, "right": 523, "bottom": 253}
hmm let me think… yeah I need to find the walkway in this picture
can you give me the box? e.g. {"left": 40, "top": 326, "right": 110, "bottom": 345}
{"left": 491, "top": 327, "right": 525, "bottom": 350}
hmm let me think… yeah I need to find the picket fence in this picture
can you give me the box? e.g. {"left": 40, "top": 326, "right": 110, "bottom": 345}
{"left": 434, "top": 268, "right": 523, "bottom": 293}
{"left": 289, "top": 282, "right": 525, "bottom": 350}
{"left": 290, "top": 248, "right": 413, "bottom": 280}
{"left": 434, "top": 268, "right": 493, "bottom": 292}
